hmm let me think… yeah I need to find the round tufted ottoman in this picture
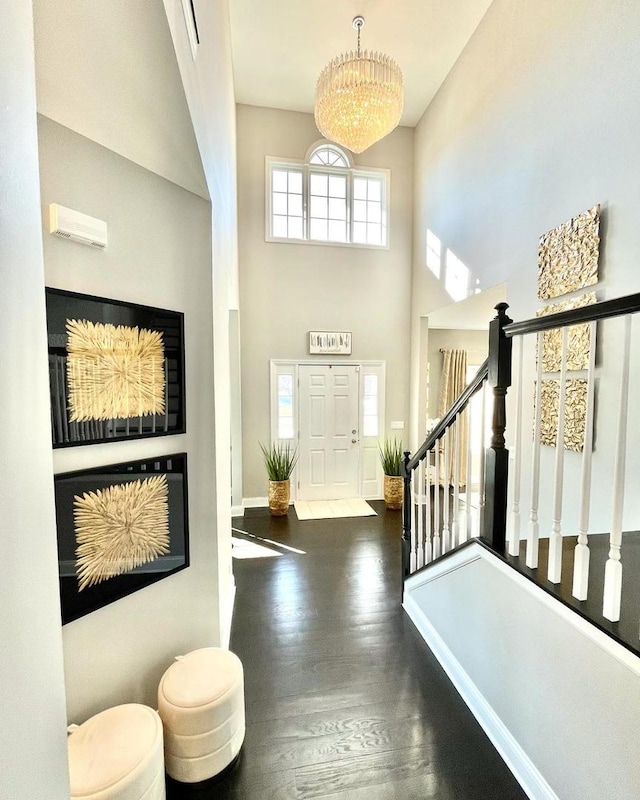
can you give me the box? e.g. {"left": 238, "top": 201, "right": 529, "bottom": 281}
{"left": 67, "top": 704, "right": 165, "bottom": 800}
{"left": 157, "top": 647, "right": 245, "bottom": 784}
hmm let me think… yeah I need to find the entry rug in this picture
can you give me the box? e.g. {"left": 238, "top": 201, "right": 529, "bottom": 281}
{"left": 294, "top": 498, "right": 377, "bottom": 521}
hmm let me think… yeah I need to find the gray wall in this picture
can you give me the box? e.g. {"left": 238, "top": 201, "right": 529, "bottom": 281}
{"left": 411, "top": 0, "right": 640, "bottom": 532}
{"left": 39, "top": 116, "right": 217, "bottom": 722}
{"left": 0, "top": 6, "right": 69, "bottom": 798}
{"left": 237, "top": 105, "right": 414, "bottom": 499}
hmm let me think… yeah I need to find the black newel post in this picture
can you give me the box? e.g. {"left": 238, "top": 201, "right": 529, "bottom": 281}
{"left": 401, "top": 450, "right": 412, "bottom": 584}
{"left": 482, "top": 302, "right": 513, "bottom": 553}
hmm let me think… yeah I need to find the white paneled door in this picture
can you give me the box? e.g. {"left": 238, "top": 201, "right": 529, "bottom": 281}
{"left": 298, "top": 365, "right": 360, "bottom": 500}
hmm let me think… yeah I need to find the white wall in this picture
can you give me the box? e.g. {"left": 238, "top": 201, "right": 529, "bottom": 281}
{"left": 39, "top": 116, "right": 217, "bottom": 721}
{"left": 0, "top": 4, "right": 69, "bottom": 797}
{"left": 411, "top": 0, "right": 640, "bottom": 532}
{"left": 405, "top": 546, "right": 640, "bottom": 799}
{"left": 237, "top": 105, "right": 414, "bottom": 499}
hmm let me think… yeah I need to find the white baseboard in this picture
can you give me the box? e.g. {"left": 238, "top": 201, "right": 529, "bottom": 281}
{"left": 403, "top": 592, "right": 558, "bottom": 800}
{"left": 231, "top": 505, "right": 244, "bottom": 517}
{"left": 242, "top": 496, "right": 269, "bottom": 509}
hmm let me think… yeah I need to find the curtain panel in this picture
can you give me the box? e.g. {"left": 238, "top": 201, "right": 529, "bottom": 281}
{"left": 438, "top": 349, "right": 468, "bottom": 486}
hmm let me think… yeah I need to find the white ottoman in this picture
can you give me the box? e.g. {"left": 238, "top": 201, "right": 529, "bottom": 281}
{"left": 157, "top": 647, "right": 245, "bottom": 784}
{"left": 68, "top": 704, "right": 165, "bottom": 800}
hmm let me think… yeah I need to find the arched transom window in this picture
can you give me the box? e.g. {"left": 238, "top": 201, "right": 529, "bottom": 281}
{"left": 266, "top": 142, "right": 389, "bottom": 248}
{"left": 309, "top": 145, "right": 349, "bottom": 168}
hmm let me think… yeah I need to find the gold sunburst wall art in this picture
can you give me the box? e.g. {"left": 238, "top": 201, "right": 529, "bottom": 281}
{"left": 67, "top": 319, "right": 165, "bottom": 422}
{"left": 537, "top": 205, "right": 601, "bottom": 301}
{"left": 55, "top": 454, "right": 189, "bottom": 624}
{"left": 45, "top": 288, "right": 185, "bottom": 448}
{"left": 74, "top": 474, "right": 169, "bottom": 591}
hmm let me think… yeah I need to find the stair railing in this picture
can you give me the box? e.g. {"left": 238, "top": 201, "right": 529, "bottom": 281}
{"left": 503, "top": 292, "right": 640, "bottom": 622}
{"left": 404, "top": 292, "right": 640, "bottom": 628}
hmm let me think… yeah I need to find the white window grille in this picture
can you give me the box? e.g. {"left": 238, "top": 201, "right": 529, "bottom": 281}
{"left": 267, "top": 143, "right": 389, "bottom": 248}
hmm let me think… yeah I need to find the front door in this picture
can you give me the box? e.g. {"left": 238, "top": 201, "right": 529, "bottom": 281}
{"left": 298, "top": 364, "right": 360, "bottom": 500}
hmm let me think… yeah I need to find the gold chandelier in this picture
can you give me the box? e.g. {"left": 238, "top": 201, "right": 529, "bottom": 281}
{"left": 314, "top": 16, "right": 403, "bottom": 154}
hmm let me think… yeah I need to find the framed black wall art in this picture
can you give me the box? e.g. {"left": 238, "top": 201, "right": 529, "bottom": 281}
{"left": 46, "top": 288, "right": 185, "bottom": 447}
{"left": 55, "top": 454, "right": 189, "bottom": 624}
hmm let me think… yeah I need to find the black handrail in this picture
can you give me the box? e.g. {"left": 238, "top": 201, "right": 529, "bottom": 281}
{"left": 504, "top": 292, "right": 640, "bottom": 338}
{"left": 404, "top": 358, "right": 489, "bottom": 473}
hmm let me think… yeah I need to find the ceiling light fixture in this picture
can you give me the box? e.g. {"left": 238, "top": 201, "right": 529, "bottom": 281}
{"left": 314, "top": 15, "right": 404, "bottom": 154}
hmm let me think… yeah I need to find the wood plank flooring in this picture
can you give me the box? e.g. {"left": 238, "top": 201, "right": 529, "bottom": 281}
{"left": 506, "top": 531, "right": 640, "bottom": 657}
{"left": 168, "top": 502, "right": 526, "bottom": 799}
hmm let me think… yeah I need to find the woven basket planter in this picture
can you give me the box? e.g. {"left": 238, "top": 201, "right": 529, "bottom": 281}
{"left": 383, "top": 475, "right": 403, "bottom": 510}
{"left": 268, "top": 480, "right": 290, "bottom": 516}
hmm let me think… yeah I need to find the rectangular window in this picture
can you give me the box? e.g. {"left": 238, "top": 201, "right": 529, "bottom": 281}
{"left": 271, "top": 168, "right": 304, "bottom": 240}
{"left": 363, "top": 374, "right": 379, "bottom": 436}
{"left": 277, "top": 374, "right": 295, "bottom": 439}
{"left": 352, "top": 176, "right": 385, "bottom": 246}
{"left": 267, "top": 157, "right": 388, "bottom": 248}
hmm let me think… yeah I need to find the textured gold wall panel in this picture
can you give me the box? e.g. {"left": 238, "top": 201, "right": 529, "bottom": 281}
{"left": 537, "top": 205, "right": 600, "bottom": 300}
{"left": 537, "top": 379, "right": 588, "bottom": 452}
{"left": 537, "top": 292, "right": 596, "bottom": 372}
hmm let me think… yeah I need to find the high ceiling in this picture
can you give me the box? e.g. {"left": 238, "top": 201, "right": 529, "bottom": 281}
{"left": 228, "top": 0, "right": 493, "bottom": 128}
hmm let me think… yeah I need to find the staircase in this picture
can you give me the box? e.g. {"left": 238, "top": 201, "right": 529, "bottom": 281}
{"left": 401, "top": 293, "right": 640, "bottom": 800}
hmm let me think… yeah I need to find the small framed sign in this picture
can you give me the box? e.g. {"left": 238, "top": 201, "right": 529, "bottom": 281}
{"left": 308, "top": 331, "right": 352, "bottom": 355}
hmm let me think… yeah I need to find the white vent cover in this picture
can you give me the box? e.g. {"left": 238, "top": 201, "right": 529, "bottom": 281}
{"left": 48, "top": 204, "right": 107, "bottom": 249}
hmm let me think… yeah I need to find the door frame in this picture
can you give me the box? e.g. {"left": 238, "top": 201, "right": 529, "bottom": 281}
{"left": 270, "top": 359, "right": 386, "bottom": 501}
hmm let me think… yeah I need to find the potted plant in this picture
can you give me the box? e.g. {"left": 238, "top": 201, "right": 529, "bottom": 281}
{"left": 260, "top": 441, "right": 298, "bottom": 516}
{"left": 379, "top": 438, "right": 404, "bottom": 510}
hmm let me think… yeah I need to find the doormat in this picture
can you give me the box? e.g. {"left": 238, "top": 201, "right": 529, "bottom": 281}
{"left": 294, "top": 498, "right": 377, "bottom": 521}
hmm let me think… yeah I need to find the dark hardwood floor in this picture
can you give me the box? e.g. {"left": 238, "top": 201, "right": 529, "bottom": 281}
{"left": 505, "top": 530, "right": 640, "bottom": 658}
{"left": 168, "top": 502, "right": 526, "bottom": 799}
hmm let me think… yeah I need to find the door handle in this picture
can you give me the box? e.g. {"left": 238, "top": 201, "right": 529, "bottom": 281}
{"left": 352, "top": 438, "right": 358, "bottom": 444}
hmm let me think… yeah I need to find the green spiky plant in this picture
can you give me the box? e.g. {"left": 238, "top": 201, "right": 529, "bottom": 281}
{"left": 379, "top": 438, "right": 403, "bottom": 476}
{"left": 260, "top": 441, "right": 299, "bottom": 481}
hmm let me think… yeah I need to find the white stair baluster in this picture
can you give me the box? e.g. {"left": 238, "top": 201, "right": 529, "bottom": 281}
{"left": 416, "top": 460, "right": 424, "bottom": 569}
{"left": 442, "top": 431, "right": 451, "bottom": 552}
{"left": 527, "top": 331, "right": 544, "bottom": 569}
{"left": 452, "top": 417, "right": 460, "bottom": 549}
{"left": 425, "top": 451, "right": 432, "bottom": 563}
{"left": 433, "top": 443, "right": 441, "bottom": 559}
{"left": 509, "top": 336, "right": 524, "bottom": 557}
{"left": 462, "top": 402, "right": 473, "bottom": 543}
{"left": 572, "top": 320, "right": 597, "bottom": 601}
{"left": 479, "top": 384, "right": 486, "bottom": 521}
{"left": 603, "top": 315, "right": 632, "bottom": 622}
{"left": 410, "top": 467, "right": 417, "bottom": 574}
{"left": 548, "top": 327, "right": 569, "bottom": 584}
